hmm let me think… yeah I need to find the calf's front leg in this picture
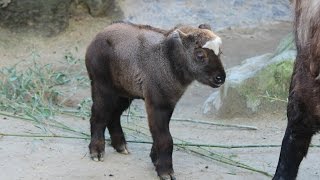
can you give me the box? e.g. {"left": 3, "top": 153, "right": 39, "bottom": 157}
{"left": 145, "top": 97, "right": 175, "bottom": 180}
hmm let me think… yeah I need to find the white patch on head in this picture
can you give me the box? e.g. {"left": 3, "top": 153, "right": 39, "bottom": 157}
{"left": 202, "top": 37, "right": 222, "bottom": 55}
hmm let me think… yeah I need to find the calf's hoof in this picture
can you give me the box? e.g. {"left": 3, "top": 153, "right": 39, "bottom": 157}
{"left": 115, "top": 144, "right": 130, "bottom": 155}
{"left": 90, "top": 151, "right": 105, "bottom": 162}
{"left": 89, "top": 140, "right": 105, "bottom": 162}
{"left": 159, "top": 173, "right": 176, "bottom": 180}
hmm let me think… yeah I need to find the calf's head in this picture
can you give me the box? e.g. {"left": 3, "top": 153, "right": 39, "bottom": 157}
{"left": 169, "top": 24, "right": 226, "bottom": 88}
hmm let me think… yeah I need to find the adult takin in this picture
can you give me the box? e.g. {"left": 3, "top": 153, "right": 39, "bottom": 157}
{"left": 85, "top": 21, "right": 226, "bottom": 179}
{"left": 273, "top": 0, "right": 320, "bottom": 179}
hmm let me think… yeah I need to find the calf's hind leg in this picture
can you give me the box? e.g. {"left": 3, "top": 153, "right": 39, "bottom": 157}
{"left": 273, "top": 95, "right": 316, "bottom": 180}
{"left": 107, "top": 97, "right": 132, "bottom": 154}
{"left": 89, "top": 81, "right": 131, "bottom": 161}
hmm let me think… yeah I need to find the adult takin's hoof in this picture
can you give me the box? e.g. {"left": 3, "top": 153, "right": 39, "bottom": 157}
{"left": 150, "top": 148, "right": 157, "bottom": 164}
{"left": 159, "top": 173, "right": 176, "bottom": 180}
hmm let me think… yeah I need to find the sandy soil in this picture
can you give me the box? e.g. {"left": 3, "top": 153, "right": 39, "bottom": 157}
{"left": 0, "top": 16, "right": 319, "bottom": 180}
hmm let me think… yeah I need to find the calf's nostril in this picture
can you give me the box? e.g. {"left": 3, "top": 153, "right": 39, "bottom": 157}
{"left": 215, "top": 76, "right": 223, "bottom": 84}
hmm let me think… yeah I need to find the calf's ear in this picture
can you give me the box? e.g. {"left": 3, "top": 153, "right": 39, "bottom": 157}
{"left": 168, "top": 30, "right": 187, "bottom": 39}
{"left": 176, "top": 29, "right": 196, "bottom": 43}
{"left": 166, "top": 30, "right": 184, "bottom": 47}
{"left": 167, "top": 30, "right": 189, "bottom": 43}
{"left": 167, "top": 30, "right": 195, "bottom": 48}
{"left": 198, "top": 24, "right": 212, "bottom": 30}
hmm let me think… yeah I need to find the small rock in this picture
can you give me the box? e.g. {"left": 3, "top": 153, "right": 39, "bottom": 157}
{"left": 83, "top": 0, "right": 115, "bottom": 17}
{"left": 203, "top": 34, "right": 296, "bottom": 118}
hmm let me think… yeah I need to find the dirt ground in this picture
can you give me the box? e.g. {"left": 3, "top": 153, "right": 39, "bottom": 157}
{"left": 0, "top": 16, "right": 320, "bottom": 180}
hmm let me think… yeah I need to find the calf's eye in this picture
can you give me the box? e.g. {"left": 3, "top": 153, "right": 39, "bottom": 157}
{"left": 195, "top": 49, "right": 207, "bottom": 62}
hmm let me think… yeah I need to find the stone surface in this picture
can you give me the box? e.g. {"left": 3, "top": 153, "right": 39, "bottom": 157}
{"left": 0, "top": 0, "right": 11, "bottom": 8}
{"left": 0, "top": 0, "right": 291, "bottom": 36}
{"left": 0, "top": 0, "right": 72, "bottom": 36}
{"left": 0, "top": 0, "right": 119, "bottom": 36}
{"left": 203, "top": 34, "right": 296, "bottom": 118}
{"left": 119, "top": 0, "right": 292, "bottom": 30}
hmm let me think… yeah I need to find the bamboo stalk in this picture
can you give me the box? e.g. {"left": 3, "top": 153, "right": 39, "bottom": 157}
{"left": 0, "top": 133, "right": 89, "bottom": 140}
{"left": 0, "top": 111, "right": 32, "bottom": 121}
{"left": 60, "top": 110, "right": 89, "bottom": 119}
{"left": 122, "top": 114, "right": 258, "bottom": 130}
{"left": 1, "top": 132, "right": 320, "bottom": 149}
{"left": 177, "top": 141, "right": 273, "bottom": 177}
{"left": 183, "top": 146, "right": 273, "bottom": 177}
{"left": 171, "top": 118, "right": 258, "bottom": 130}
{"left": 59, "top": 109, "right": 258, "bottom": 130}
{"left": 259, "top": 95, "right": 287, "bottom": 103}
{"left": 123, "top": 123, "right": 271, "bottom": 177}
{"left": 0, "top": 111, "right": 89, "bottom": 137}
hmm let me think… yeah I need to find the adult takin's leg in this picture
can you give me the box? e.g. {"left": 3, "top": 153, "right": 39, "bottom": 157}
{"left": 273, "top": 94, "right": 316, "bottom": 180}
{"left": 145, "top": 96, "right": 175, "bottom": 180}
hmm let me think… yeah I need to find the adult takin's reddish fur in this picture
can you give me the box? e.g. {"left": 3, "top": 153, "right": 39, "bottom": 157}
{"left": 273, "top": 0, "right": 320, "bottom": 179}
{"left": 85, "top": 22, "right": 225, "bottom": 179}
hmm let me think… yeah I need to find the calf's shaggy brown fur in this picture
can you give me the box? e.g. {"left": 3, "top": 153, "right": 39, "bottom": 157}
{"left": 85, "top": 22, "right": 225, "bottom": 179}
{"left": 274, "top": 0, "right": 320, "bottom": 179}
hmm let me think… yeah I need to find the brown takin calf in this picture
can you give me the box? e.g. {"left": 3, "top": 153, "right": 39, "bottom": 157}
{"left": 85, "top": 21, "right": 225, "bottom": 179}
{"left": 273, "top": 0, "right": 320, "bottom": 179}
